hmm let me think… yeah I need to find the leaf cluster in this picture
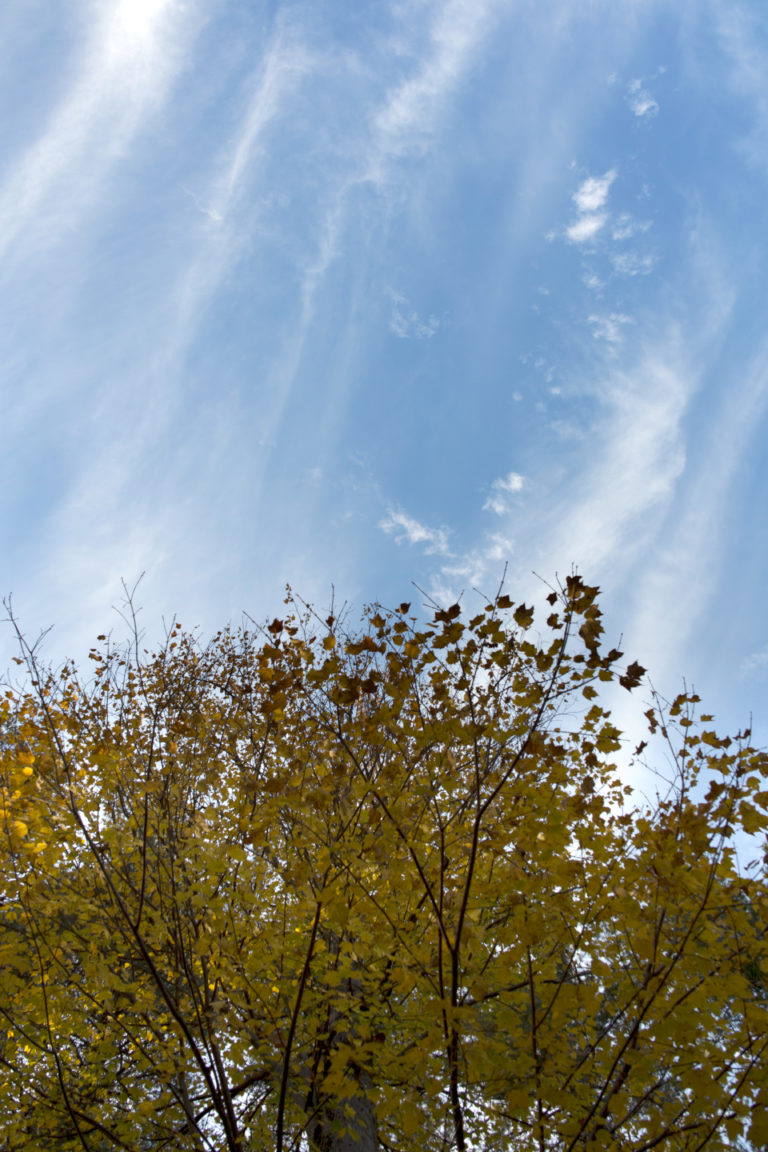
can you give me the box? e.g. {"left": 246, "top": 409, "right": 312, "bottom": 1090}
{"left": 0, "top": 578, "right": 766, "bottom": 1151}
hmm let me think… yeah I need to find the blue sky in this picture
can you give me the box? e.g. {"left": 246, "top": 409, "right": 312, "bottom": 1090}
{"left": 2, "top": 0, "right": 768, "bottom": 743}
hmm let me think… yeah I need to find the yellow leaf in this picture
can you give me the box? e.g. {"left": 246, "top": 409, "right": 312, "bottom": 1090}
{"left": 514, "top": 604, "right": 535, "bottom": 629}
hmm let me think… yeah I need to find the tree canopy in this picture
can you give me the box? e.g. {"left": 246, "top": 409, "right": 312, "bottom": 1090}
{"left": 1, "top": 576, "right": 767, "bottom": 1152}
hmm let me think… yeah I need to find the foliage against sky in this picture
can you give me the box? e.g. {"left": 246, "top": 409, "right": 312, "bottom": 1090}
{"left": 1, "top": 0, "right": 768, "bottom": 736}
{"left": 2, "top": 580, "right": 767, "bottom": 1150}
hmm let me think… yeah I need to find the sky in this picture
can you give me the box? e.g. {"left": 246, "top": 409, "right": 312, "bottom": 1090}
{"left": 2, "top": 0, "right": 768, "bottom": 747}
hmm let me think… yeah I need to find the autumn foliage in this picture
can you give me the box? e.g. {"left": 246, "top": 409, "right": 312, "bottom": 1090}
{"left": 1, "top": 577, "right": 767, "bottom": 1151}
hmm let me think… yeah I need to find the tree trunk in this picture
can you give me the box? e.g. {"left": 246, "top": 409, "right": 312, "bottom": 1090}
{"left": 309, "top": 1067, "right": 378, "bottom": 1152}
{"left": 306, "top": 965, "right": 378, "bottom": 1152}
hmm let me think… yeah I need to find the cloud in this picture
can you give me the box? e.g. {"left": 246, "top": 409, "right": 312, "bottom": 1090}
{"left": 588, "top": 312, "right": 633, "bottom": 344}
{"left": 611, "top": 251, "right": 655, "bottom": 276}
{"left": 612, "top": 215, "right": 651, "bottom": 241}
{"left": 206, "top": 34, "right": 313, "bottom": 225}
{"left": 627, "top": 79, "right": 659, "bottom": 118}
{"left": 741, "top": 645, "right": 768, "bottom": 676}
{"left": 583, "top": 269, "right": 605, "bottom": 290}
{"left": 623, "top": 325, "right": 768, "bottom": 688}
{"left": 565, "top": 169, "right": 617, "bottom": 244}
{"left": 555, "top": 353, "right": 689, "bottom": 568}
{"left": 534, "top": 358, "right": 555, "bottom": 384}
{"left": 429, "top": 531, "right": 515, "bottom": 606}
{"left": 491, "top": 338, "right": 694, "bottom": 622}
{"left": 561, "top": 174, "right": 654, "bottom": 291}
{"left": 370, "top": 0, "right": 499, "bottom": 171}
{"left": 483, "top": 471, "right": 525, "bottom": 514}
{"left": 138, "top": 27, "right": 317, "bottom": 450}
{"left": 388, "top": 291, "right": 440, "bottom": 338}
{"left": 0, "top": 16, "right": 323, "bottom": 661}
{"left": 380, "top": 475, "right": 523, "bottom": 606}
{"left": 380, "top": 508, "right": 451, "bottom": 555}
{"left": 482, "top": 494, "right": 508, "bottom": 517}
{"left": 573, "top": 170, "right": 617, "bottom": 214}
{"left": 394, "top": 321, "right": 723, "bottom": 669}
{"left": 566, "top": 213, "right": 608, "bottom": 244}
{"left": 711, "top": 1, "right": 768, "bottom": 175}
{"left": 0, "top": 0, "right": 193, "bottom": 269}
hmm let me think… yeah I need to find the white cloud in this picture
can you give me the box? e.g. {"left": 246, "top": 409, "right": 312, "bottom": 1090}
{"left": 589, "top": 312, "right": 633, "bottom": 344}
{"left": 368, "top": 0, "right": 500, "bottom": 179}
{"left": 622, "top": 326, "right": 768, "bottom": 689}
{"left": 483, "top": 470, "right": 526, "bottom": 514}
{"left": 566, "top": 213, "right": 608, "bottom": 243}
{"left": 612, "top": 215, "right": 651, "bottom": 241}
{"left": 208, "top": 35, "right": 313, "bottom": 225}
{"left": 144, "top": 28, "right": 318, "bottom": 457}
{"left": 380, "top": 508, "right": 451, "bottom": 555}
{"left": 404, "top": 307, "right": 760, "bottom": 709}
{"left": 429, "top": 531, "right": 515, "bottom": 606}
{"left": 0, "top": 19, "right": 323, "bottom": 663}
{"left": 496, "top": 471, "right": 525, "bottom": 493}
{"left": 572, "top": 170, "right": 617, "bottom": 213}
{"left": 583, "top": 269, "right": 605, "bottom": 290}
{"left": 712, "top": 1, "right": 768, "bottom": 175}
{"left": 630, "top": 92, "right": 659, "bottom": 117}
{"left": 526, "top": 343, "right": 692, "bottom": 592}
{"left": 627, "top": 80, "right": 659, "bottom": 118}
{"left": 741, "top": 645, "right": 768, "bottom": 676}
{"left": 564, "top": 169, "right": 618, "bottom": 244}
{"left": 0, "top": 0, "right": 193, "bottom": 268}
{"left": 483, "top": 494, "right": 508, "bottom": 516}
{"left": 611, "top": 250, "right": 655, "bottom": 276}
{"left": 388, "top": 291, "right": 440, "bottom": 338}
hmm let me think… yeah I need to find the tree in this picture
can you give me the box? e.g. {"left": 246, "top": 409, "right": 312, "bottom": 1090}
{"left": 1, "top": 575, "right": 767, "bottom": 1152}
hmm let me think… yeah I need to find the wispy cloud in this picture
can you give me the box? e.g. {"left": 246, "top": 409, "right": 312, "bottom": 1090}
{"left": 371, "top": 0, "right": 499, "bottom": 167}
{"left": 610, "top": 250, "right": 655, "bottom": 276}
{"left": 583, "top": 269, "right": 606, "bottom": 291}
{"left": 4, "top": 0, "right": 766, "bottom": 754}
{"left": 622, "top": 326, "right": 768, "bottom": 688}
{"left": 612, "top": 214, "right": 651, "bottom": 241}
{"left": 627, "top": 79, "right": 659, "bottom": 118}
{"left": 424, "top": 334, "right": 695, "bottom": 616}
{"left": 565, "top": 169, "right": 616, "bottom": 244}
{"left": 559, "top": 166, "right": 655, "bottom": 299}
{"left": 741, "top": 645, "right": 768, "bottom": 677}
{"left": 547, "top": 350, "right": 690, "bottom": 577}
{"left": 588, "top": 312, "right": 633, "bottom": 343}
{"left": 428, "top": 530, "right": 515, "bottom": 606}
{"left": 125, "top": 28, "right": 317, "bottom": 441}
{"left": 360, "top": 0, "right": 505, "bottom": 207}
{"left": 380, "top": 508, "right": 451, "bottom": 555}
{"left": 388, "top": 290, "right": 440, "bottom": 338}
{"left": 206, "top": 34, "right": 314, "bottom": 225}
{"left": 405, "top": 334, "right": 693, "bottom": 603}
{"left": 0, "top": 0, "right": 193, "bottom": 270}
{"left": 0, "top": 16, "right": 320, "bottom": 657}
{"left": 711, "top": 0, "right": 768, "bottom": 174}
{"left": 20, "top": 0, "right": 501, "bottom": 645}
{"left": 387, "top": 334, "right": 695, "bottom": 630}
{"left": 483, "top": 471, "right": 525, "bottom": 514}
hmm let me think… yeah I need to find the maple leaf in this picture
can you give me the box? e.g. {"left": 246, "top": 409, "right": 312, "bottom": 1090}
{"left": 619, "top": 660, "right": 646, "bottom": 690}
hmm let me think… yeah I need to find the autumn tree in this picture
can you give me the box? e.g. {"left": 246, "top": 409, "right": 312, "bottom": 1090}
{"left": 1, "top": 576, "right": 767, "bottom": 1152}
